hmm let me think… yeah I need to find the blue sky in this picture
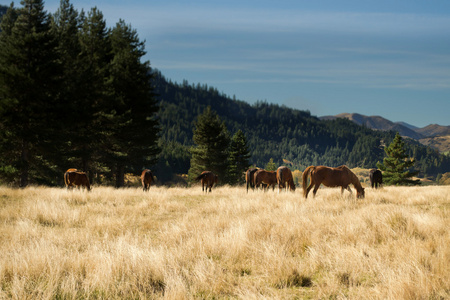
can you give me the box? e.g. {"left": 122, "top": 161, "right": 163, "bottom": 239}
{"left": 37, "top": 1, "right": 450, "bottom": 127}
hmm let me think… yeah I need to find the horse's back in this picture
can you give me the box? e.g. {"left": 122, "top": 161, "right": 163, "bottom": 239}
{"left": 277, "top": 166, "right": 293, "bottom": 180}
{"left": 255, "top": 169, "right": 277, "bottom": 185}
{"left": 313, "top": 165, "right": 352, "bottom": 187}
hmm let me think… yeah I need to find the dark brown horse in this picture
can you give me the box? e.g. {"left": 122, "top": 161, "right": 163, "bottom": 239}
{"left": 302, "top": 165, "right": 364, "bottom": 199}
{"left": 254, "top": 169, "right": 277, "bottom": 191}
{"left": 141, "top": 169, "right": 155, "bottom": 191}
{"left": 64, "top": 169, "right": 90, "bottom": 191}
{"left": 276, "top": 166, "right": 296, "bottom": 192}
{"left": 369, "top": 169, "right": 382, "bottom": 188}
{"left": 196, "top": 171, "right": 218, "bottom": 192}
{"left": 245, "top": 168, "right": 259, "bottom": 193}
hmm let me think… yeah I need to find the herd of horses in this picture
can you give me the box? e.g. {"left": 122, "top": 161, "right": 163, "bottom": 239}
{"left": 64, "top": 165, "right": 383, "bottom": 199}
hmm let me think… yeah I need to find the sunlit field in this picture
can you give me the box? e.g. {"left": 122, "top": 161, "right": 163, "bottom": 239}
{"left": 0, "top": 185, "right": 448, "bottom": 299}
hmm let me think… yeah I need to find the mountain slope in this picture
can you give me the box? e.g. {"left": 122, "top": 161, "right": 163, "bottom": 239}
{"left": 416, "top": 124, "right": 450, "bottom": 137}
{"left": 320, "top": 113, "right": 424, "bottom": 139}
{"left": 152, "top": 71, "right": 449, "bottom": 179}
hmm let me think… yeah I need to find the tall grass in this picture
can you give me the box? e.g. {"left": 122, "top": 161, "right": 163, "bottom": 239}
{"left": 0, "top": 185, "right": 448, "bottom": 299}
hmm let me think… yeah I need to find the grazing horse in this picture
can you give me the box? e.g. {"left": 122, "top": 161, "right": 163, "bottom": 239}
{"left": 254, "top": 169, "right": 277, "bottom": 191}
{"left": 196, "top": 171, "right": 218, "bottom": 192}
{"left": 141, "top": 169, "right": 154, "bottom": 191}
{"left": 276, "top": 166, "right": 296, "bottom": 192}
{"left": 369, "top": 169, "right": 383, "bottom": 188}
{"left": 302, "top": 165, "right": 365, "bottom": 199}
{"left": 64, "top": 169, "right": 90, "bottom": 191}
{"left": 245, "top": 168, "right": 259, "bottom": 193}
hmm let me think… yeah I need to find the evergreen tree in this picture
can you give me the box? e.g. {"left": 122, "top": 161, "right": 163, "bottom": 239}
{"left": 106, "top": 19, "right": 160, "bottom": 187}
{"left": 51, "top": 0, "right": 82, "bottom": 172}
{"left": 0, "top": 0, "right": 61, "bottom": 186}
{"left": 265, "top": 158, "right": 277, "bottom": 171}
{"left": 188, "top": 106, "right": 230, "bottom": 183}
{"left": 228, "top": 130, "right": 251, "bottom": 184}
{"left": 377, "top": 132, "right": 420, "bottom": 186}
{"left": 74, "top": 6, "right": 112, "bottom": 180}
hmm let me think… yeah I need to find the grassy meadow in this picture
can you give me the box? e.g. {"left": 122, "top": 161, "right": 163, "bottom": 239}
{"left": 0, "top": 184, "right": 449, "bottom": 299}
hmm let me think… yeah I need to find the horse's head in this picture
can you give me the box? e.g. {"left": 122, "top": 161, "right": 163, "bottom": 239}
{"left": 289, "top": 181, "right": 296, "bottom": 191}
{"left": 357, "top": 187, "right": 365, "bottom": 199}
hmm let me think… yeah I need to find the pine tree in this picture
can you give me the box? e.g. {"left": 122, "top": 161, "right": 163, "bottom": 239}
{"left": 377, "top": 132, "right": 420, "bottom": 186}
{"left": 228, "top": 130, "right": 251, "bottom": 184}
{"left": 106, "top": 19, "right": 160, "bottom": 187}
{"left": 265, "top": 158, "right": 277, "bottom": 171}
{"left": 73, "top": 7, "right": 112, "bottom": 180}
{"left": 51, "top": 0, "right": 82, "bottom": 171}
{"left": 188, "top": 107, "right": 230, "bottom": 183}
{"left": 0, "top": 0, "right": 61, "bottom": 186}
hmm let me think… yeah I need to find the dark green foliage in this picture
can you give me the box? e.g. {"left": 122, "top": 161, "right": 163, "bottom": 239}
{"left": 228, "top": 130, "right": 251, "bottom": 184}
{"left": 104, "top": 19, "right": 160, "bottom": 187}
{"left": 265, "top": 158, "right": 277, "bottom": 172}
{"left": 0, "top": 0, "right": 61, "bottom": 186}
{"left": 0, "top": 1, "right": 160, "bottom": 186}
{"left": 153, "top": 72, "right": 449, "bottom": 179}
{"left": 377, "top": 133, "right": 420, "bottom": 186}
{"left": 188, "top": 107, "right": 230, "bottom": 183}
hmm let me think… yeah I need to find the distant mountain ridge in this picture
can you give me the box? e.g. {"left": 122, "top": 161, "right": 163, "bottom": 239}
{"left": 320, "top": 113, "right": 450, "bottom": 153}
{"left": 320, "top": 113, "right": 423, "bottom": 139}
{"left": 416, "top": 124, "right": 450, "bottom": 137}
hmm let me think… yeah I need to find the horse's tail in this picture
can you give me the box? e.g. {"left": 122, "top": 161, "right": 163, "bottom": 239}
{"left": 302, "top": 166, "right": 315, "bottom": 197}
{"left": 246, "top": 171, "right": 250, "bottom": 193}
{"left": 277, "top": 169, "right": 283, "bottom": 185}
{"left": 64, "top": 172, "right": 69, "bottom": 187}
{"left": 195, "top": 173, "right": 207, "bottom": 181}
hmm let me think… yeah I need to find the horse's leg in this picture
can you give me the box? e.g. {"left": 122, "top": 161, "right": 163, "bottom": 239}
{"left": 305, "top": 181, "right": 314, "bottom": 198}
{"left": 346, "top": 186, "right": 352, "bottom": 194}
{"left": 312, "top": 183, "right": 320, "bottom": 198}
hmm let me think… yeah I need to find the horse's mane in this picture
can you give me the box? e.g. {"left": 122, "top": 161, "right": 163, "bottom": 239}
{"left": 345, "top": 167, "right": 362, "bottom": 190}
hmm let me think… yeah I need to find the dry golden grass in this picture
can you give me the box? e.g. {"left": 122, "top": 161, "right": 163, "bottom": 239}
{"left": 0, "top": 185, "right": 449, "bottom": 299}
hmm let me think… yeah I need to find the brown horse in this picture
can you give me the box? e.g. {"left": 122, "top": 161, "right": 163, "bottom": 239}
{"left": 64, "top": 169, "right": 90, "bottom": 191}
{"left": 302, "top": 165, "right": 365, "bottom": 199}
{"left": 254, "top": 169, "right": 277, "bottom": 191}
{"left": 196, "top": 171, "right": 218, "bottom": 192}
{"left": 141, "top": 169, "right": 154, "bottom": 191}
{"left": 245, "top": 168, "right": 259, "bottom": 193}
{"left": 276, "top": 166, "right": 296, "bottom": 192}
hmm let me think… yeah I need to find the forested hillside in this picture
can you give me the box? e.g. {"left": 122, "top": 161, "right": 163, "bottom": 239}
{"left": 153, "top": 71, "right": 450, "bottom": 180}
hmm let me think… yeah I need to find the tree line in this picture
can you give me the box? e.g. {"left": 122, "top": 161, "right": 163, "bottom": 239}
{"left": 0, "top": 0, "right": 159, "bottom": 187}
{"left": 153, "top": 71, "right": 450, "bottom": 182}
